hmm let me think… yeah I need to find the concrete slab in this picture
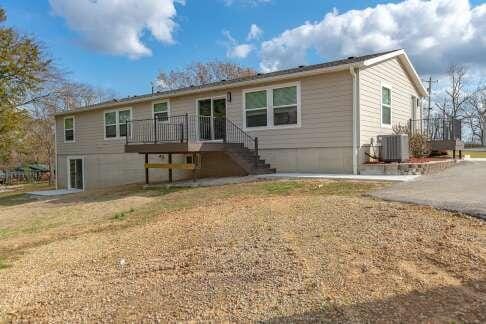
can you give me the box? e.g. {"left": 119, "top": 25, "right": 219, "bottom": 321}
{"left": 28, "top": 189, "right": 82, "bottom": 196}
{"left": 371, "top": 161, "right": 486, "bottom": 220}
{"left": 257, "top": 173, "right": 420, "bottom": 182}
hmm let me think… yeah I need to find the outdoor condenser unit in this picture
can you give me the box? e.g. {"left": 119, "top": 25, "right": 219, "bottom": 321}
{"left": 377, "top": 134, "right": 409, "bottom": 162}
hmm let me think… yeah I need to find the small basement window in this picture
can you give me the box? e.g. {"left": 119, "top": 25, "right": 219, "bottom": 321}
{"left": 64, "top": 116, "right": 74, "bottom": 142}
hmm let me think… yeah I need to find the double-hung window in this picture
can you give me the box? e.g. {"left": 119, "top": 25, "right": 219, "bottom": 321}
{"left": 245, "top": 90, "right": 268, "bottom": 127}
{"left": 64, "top": 116, "right": 74, "bottom": 142}
{"left": 381, "top": 86, "right": 392, "bottom": 126}
{"left": 153, "top": 101, "right": 169, "bottom": 121}
{"left": 244, "top": 83, "right": 300, "bottom": 129}
{"left": 273, "top": 86, "right": 298, "bottom": 126}
{"left": 104, "top": 108, "right": 132, "bottom": 139}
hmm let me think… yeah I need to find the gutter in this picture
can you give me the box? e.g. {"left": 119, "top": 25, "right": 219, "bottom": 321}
{"left": 350, "top": 65, "right": 360, "bottom": 175}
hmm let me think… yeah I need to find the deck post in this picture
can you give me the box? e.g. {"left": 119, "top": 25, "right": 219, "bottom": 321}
{"left": 185, "top": 113, "right": 189, "bottom": 143}
{"left": 192, "top": 153, "right": 197, "bottom": 182}
{"left": 168, "top": 153, "right": 173, "bottom": 183}
{"left": 254, "top": 137, "right": 259, "bottom": 168}
{"left": 154, "top": 117, "right": 157, "bottom": 144}
{"left": 145, "top": 153, "right": 149, "bottom": 184}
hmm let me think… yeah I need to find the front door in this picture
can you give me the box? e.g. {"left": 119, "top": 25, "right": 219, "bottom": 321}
{"left": 68, "top": 158, "right": 83, "bottom": 190}
{"left": 197, "top": 98, "right": 226, "bottom": 141}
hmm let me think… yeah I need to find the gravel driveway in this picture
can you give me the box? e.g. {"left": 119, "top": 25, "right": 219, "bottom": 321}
{"left": 372, "top": 161, "right": 486, "bottom": 220}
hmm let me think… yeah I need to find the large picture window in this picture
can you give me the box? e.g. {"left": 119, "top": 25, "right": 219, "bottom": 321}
{"left": 153, "top": 101, "right": 169, "bottom": 121}
{"left": 64, "top": 116, "right": 74, "bottom": 142}
{"left": 381, "top": 86, "right": 392, "bottom": 126}
{"left": 104, "top": 108, "right": 132, "bottom": 139}
{"left": 244, "top": 83, "right": 300, "bottom": 130}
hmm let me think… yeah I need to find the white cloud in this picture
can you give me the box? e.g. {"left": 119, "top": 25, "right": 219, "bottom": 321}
{"left": 223, "top": 30, "right": 254, "bottom": 59}
{"left": 229, "top": 44, "right": 254, "bottom": 59}
{"left": 247, "top": 24, "right": 263, "bottom": 41}
{"left": 49, "top": 0, "right": 184, "bottom": 59}
{"left": 259, "top": 0, "right": 486, "bottom": 75}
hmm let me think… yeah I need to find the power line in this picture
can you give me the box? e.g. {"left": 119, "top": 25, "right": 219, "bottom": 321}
{"left": 422, "top": 76, "right": 438, "bottom": 120}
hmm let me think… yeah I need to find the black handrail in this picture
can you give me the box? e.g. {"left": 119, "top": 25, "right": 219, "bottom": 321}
{"left": 126, "top": 114, "right": 259, "bottom": 162}
{"left": 408, "top": 118, "right": 462, "bottom": 141}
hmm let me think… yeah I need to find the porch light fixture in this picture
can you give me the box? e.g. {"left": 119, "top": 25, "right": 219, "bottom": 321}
{"left": 226, "top": 91, "right": 232, "bottom": 102}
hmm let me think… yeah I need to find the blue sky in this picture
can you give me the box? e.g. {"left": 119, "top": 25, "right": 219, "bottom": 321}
{"left": 3, "top": 0, "right": 486, "bottom": 97}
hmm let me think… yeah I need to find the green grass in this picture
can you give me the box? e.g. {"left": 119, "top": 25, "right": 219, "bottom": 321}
{"left": 261, "top": 181, "right": 305, "bottom": 194}
{"left": 112, "top": 207, "right": 136, "bottom": 221}
{"left": 463, "top": 151, "right": 486, "bottom": 158}
{"left": 448, "top": 150, "right": 486, "bottom": 158}
{"left": 0, "top": 257, "right": 8, "bottom": 270}
{"left": 0, "top": 183, "right": 52, "bottom": 207}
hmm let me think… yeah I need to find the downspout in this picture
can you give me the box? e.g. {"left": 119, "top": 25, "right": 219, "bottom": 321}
{"left": 54, "top": 117, "right": 58, "bottom": 189}
{"left": 350, "top": 65, "right": 360, "bottom": 175}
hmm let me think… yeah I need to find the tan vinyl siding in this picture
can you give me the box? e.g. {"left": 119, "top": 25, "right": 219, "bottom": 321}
{"left": 55, "top": 70, "right": 355, "bottom": 188}
{"left": 359, "top": 57, "right": 421, "bottom": 147}
{"left": 56, "top": 70, "right": 353, "bottom": 154}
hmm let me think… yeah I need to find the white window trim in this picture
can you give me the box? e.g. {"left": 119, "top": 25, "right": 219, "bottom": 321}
{"left": 380, "top": 82, "right": 392, "bottom": 128}
{"left": 66, "top": 155, "right": 85, "bottom": 191}
{"left": 152, "top": 99, "right": 171, "bottom": 121}
{"left": 242, "top": 81, "right": 301, "bottom": 131}
{"left": 63, "top": 116, "right": 75, "bottom": 143}
{"left": 103, "top": 107, "right": 133, "bottom": 140}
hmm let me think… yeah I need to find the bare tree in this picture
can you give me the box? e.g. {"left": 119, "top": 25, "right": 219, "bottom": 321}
{"left": 435, "top": 64, "right": 469, "bottom": 120}
{"left": 155, "top": 61, "right": 256, "bottom": 91}
{"left": 465, "top": 86, "right": 486, "bottom": 145}
{"left": 22, "top": 78, "right": 115, "bottom": 183}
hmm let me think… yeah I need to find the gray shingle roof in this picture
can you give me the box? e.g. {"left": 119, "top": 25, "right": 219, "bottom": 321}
{"left": 59, "top": 49, "right": 401, "bottom": 115}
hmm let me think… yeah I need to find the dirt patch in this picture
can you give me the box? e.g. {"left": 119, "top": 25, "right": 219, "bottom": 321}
{"left": 0, "top": 180, "right": 484, "bottom": 322}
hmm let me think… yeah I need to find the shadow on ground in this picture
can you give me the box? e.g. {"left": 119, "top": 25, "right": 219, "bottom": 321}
{"left": 266, "top": 280, "right": 486, "bottom": 323}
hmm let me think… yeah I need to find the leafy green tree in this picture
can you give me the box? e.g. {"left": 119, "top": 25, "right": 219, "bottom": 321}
{"left": 0, "top": 7, "right": 51, "bottom": 166}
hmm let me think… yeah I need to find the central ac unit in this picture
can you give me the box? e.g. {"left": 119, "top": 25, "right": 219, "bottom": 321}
{"left": 377, "top": 134, "right": 409, "bottom": 162}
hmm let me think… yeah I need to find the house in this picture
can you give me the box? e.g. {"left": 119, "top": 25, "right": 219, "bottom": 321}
{"left": 54, "top": 49, "right": 427, "bottom": 190}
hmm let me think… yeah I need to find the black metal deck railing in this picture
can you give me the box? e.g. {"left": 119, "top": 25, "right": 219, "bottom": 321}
{"left": 126, "top": 113, "right": 258, "bottom": 154}
{"left": 408, "top": 118, "right": 462, "bottom": 141}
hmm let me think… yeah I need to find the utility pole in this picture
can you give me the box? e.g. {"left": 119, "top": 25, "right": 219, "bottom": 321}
{"left": 423, "top": 76, "right": 438, "bottom": 134}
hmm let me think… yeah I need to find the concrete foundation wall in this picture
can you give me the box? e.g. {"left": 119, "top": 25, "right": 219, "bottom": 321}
{"left": 259, "top": 147, "right": 353, "bottom": 174}
{"left": 57, "top": 152, "right": 246, "bottom": 190}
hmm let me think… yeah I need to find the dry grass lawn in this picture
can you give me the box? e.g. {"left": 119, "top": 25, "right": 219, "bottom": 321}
{"left": 0, "top": 180, "right": 485, "bottom": 322}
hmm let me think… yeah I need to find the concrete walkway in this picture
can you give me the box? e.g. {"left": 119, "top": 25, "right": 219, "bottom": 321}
{"left": 163, "top": 173, "right": 419, "bottom": 188}
{"left": 28, "top": 189, "right": 82, "bottom": 196}
{"left": 259, "top": 173, "right": 419, "bottom": 182}
{"left": 371, "top": 160, "right": 486, "bottom": 220}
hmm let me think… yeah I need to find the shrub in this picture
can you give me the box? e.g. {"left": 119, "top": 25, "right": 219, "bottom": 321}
{"left": 409, "top": 133, "right": 429, "bottom": 158}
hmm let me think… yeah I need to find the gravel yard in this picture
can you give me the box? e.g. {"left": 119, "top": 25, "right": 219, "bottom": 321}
{"left": 0, "top": 180, "right": 485, "bottom": 322}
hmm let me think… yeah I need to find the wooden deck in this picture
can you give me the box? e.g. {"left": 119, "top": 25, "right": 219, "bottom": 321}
{"left": 429, "top": 139, "right": 465, "bottom": 152}
{"left": 125, "top": 142, "right": 238, "bottom": 154}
